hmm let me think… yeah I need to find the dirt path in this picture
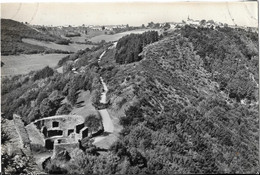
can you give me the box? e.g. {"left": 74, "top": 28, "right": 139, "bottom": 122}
{"left": 98, "top": 109, "right": 114, "bottom": 132}
{"left": 93, "top": 43, "right": 120, "bottom": 148}
{"left": 100, "top": 77, "right": 108, "bottom": 103}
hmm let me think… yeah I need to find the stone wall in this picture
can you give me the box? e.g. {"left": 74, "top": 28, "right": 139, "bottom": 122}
{"left": 13, "top": 114, "right": 31, "bottom": 150}
{"left": 34, "top": 115, "right": 86, "bottom": 140}
{"left": 34, "top": 115, "right": 85, "bottom": 132}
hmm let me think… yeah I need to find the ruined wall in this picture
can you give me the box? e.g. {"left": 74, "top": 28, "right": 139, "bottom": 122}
{"left": 13, "top": 114, "right": 31, "bottom": 150}
{"left": 38, "top": 117, "right": 82, "bottom": 130}
{"left": 34, "top": 115, "right": 86, "bottom": 139}
{"left": 35, "top": 115, "right": 85, "bottom": 134}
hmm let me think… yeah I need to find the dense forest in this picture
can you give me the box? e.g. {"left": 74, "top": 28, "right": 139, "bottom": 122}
{"left": 1, "top": 24, "right": 259, "bottom": 174}
{"left": 115, "top": 31, "right": 159, "bottom": 64}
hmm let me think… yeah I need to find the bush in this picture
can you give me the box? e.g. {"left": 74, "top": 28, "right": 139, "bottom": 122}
{"left": 56, "top": 103, "right": 72, "bottom": 115}
{"left": 84, "top": 114, "right": 101, "bottom": 135}
{"left": 55, "top": 39, "right": 70, "bottom": 45}
{"left": 33, "top": 66, "right": 54, "bottom": 81}
{"left": 31, "top": 144, "right": 47, "bottom": 153}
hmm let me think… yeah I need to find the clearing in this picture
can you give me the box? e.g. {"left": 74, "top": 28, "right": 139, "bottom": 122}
{"left": 1, "top": 53, "right": 68, "bottom": 76}
{"left": 22, "top": 38, "right": 94, "bottom": 52}
{"left": 89, "top": 29, "right": 159, "bottom": 43}
{"left": 69, "top": 90, "right": 98, "bottom": 117}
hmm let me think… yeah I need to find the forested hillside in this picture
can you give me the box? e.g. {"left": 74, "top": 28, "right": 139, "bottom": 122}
{"left": 1, "top": 25, "right": 258, "bottom": 174}
{"left": 1, "top": 19, "right": 70, "bottom": 55}
{"left": 99, "top": 26, "right": 259, "bottom": 174}
{"left": 1, "top": 46, "right": 103, "bottom": 124}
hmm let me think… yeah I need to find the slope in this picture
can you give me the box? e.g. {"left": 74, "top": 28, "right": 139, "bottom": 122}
{"left": 1, "top": 19, "right": 69, "bottom": 55}
{"left": 99, "top": 28, "right": 258, "bottom": 174}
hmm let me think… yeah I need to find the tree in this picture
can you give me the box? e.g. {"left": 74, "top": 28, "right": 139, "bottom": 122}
{"left": 120, "top": 104, "right": 144, "bottom": 127}
{"left": 36, "top": 91, "right": 49, "bottom": 105}
{"left": 102, "top": 26, "right": 105, "bottom": 30}
{"left": 147, "top": 22, "right": 154, "bottom": 28}
{"left": 39, "top": 94, "right": 62, "bottom": 117}
{"left": 115, "top": 31, "right": 159, "bottom": 64}
{"left": 84, "top": 114, "right": 101, "bottom": 135}
{"left": 164, "top": 23, "right": 170, "bottom": 30}
{"left": 33, "top": 66, "right": 54, "bottom": 81}
{"left": 154, "top": 23, "right": 160, "bottom": 28}
{"left": 56, "top": 103, "right": 72, "bottom": 115}
{"left": 200, "top": 19, "right": 206, "bottom": 26}
{"left": 1, "top": 118, "right": 10, "bottom": 145}
{"left": 67, "top": 87, "right": 77, "bottom": 105}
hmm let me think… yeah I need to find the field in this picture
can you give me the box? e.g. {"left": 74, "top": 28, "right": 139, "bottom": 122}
{"left": 68, "top": 31, "right": 106, "bottom": 42}
{"left": 89, "top": 29, "right": 160, "bottom": 43}
{"left": 1, "top": 53, "right": 68, "bottom": 76}
{"left": 22, "top": 38, "right": 94, "bottom": 52}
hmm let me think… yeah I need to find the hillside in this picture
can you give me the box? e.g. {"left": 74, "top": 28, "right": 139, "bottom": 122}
{"left": 1, "top": 19, "right": 70, "bottom": 55}
{"left": 98, "top": 26, "right": 259, "bottom": 174}
{"left": 1, "top": 25, "right": 259, "bottom": 174}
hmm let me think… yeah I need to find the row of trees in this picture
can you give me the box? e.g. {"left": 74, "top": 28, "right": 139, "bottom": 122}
{"left": 115, "top": 31, "right": 159, "bottom": 64}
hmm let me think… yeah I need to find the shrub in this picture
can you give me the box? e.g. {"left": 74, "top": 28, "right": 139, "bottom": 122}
{"left": 84, "top": 114, "right": 101, "bottom": 135}
{"left": 31, "top": 144, "right": 47, "bottom": 153}
{"left": 55, "top": 39, "right": 70, "bottom": 45}
{"left": 33, "top": 66, "right": 54, "bottom": 81}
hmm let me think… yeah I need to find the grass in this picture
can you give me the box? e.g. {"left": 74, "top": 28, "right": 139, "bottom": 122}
{"left": 89, "top": 29, "right": 159, "bottom": 43}
{"left": 69, "top": 90, "right": 98, "bottom": 117}
{"left": 1, "top": 53, "right": 69, "bottom": 76}
{"left": 22, "top": 38, "right": 95, "bottom": 52}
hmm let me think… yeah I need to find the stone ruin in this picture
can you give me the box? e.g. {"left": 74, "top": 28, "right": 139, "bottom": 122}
{"left": 32, "top": 115, "right": 90, "bottom": 152}
{"left": 13, "top": 114, "right": 102, "bottom": 168}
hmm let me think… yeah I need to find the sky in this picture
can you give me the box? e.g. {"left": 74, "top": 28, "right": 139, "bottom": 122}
{"left": 1, "top": 2, "right": 258, "bottom": 27}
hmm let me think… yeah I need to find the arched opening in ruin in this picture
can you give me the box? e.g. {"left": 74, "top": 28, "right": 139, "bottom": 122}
{"left": 42, "top": 127, "right": 47, "bottom": 137}
{"left": 47, "top": 130, "right": 63, "bottom": 137}
{"left": 45, "top": 139, "right": 54, "bottom": 150}
{"left": 68, "top": 129, "right": 74, "bottom": 136}
{"left": 52, "top": 121, "right": 59, "bottom": 128}
{"left": 82, "top": 128, "right": 88, "bottom": 138}
{"left": 76, "top": 123, "right": 85, "bottom": 133}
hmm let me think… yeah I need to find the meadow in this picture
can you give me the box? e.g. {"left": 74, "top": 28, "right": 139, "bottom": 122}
{"left": 89, "top": 29, "right": 160, "bottom": 43}
{"left": 22, "top": 38, "right": 94, "bottom": 52}
{"left": 1, "top": 53, "right": 68, "bottom": 76}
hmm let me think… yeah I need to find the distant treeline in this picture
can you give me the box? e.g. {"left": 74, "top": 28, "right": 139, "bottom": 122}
{"left": 115, "top": 31, "right": 159, "bottom": 64}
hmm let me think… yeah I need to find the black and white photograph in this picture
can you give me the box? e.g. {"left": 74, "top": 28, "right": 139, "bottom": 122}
{"left": 1, "top": 1, "right": 259, "bottom": 174}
